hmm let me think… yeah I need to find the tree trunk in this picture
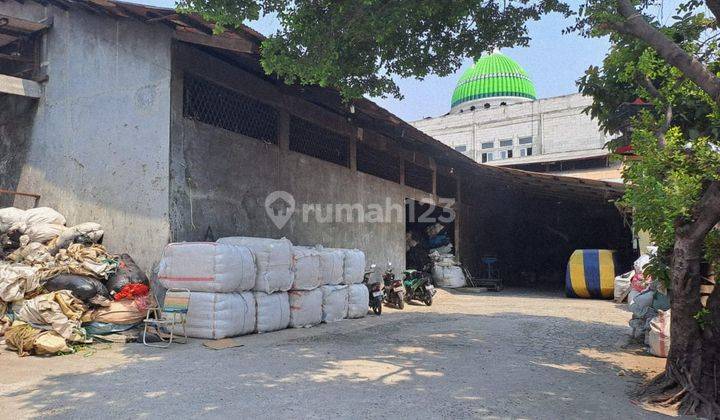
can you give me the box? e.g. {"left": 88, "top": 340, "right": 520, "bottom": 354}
{"left": 664, "top": 183, "right": 720, "bottom": 417}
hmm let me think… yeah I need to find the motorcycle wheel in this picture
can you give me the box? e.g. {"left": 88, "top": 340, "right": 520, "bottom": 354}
{"left": 424, "top": 294, "right": 433, "bottom": 306}
{"left": 373, "top": 304, "right": 382, "bottom": 315}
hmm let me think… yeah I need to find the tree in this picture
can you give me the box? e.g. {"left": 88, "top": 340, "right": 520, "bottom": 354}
{"left": 176, "top": 0, "right": 569, "bottom": 100}
{"left": 575, "top": 0, "right": 720, "bottom": 416}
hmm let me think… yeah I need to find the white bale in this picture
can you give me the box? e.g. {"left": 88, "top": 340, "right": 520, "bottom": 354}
{"left": 255, "top": 292, "right": 290, "bottom": 333}
{"left": 24, "top": 207, "right": 66, "bottom": 226}
{"left": 321, "top": 285, "right": 349, "bottom": 323}
{"left": 169, "top": 291, "right": 255, "bottom": 339}
{"left": 0, "top": 207, "right": 26, "bottom": 233}
{"left": 347, "top": 284, "right": 369, "bottom": 319}
{"left": 432, "top": 265, "right": 465, "bottom": 288}
{"left": 288, "top": 289, "right": 322, "bottom": 328}
{"left": 340, "top": 249, "right": 365, "bottom": 285}
{"left": 633, "top": 254, "right": 651, "bottom": 274}
{"left": 158, "top": 242, "right": 256, "bottom": 293}
{"left": 218, "top": 237, "right": 294, "bottom": 293}
{"left": 316, "top": 246, "right": 344, "bottom": 285}
{"left": 291, "top": 246, "right": 321, "bottom": 290}
{"left": 23, "top": 223, "right": 66, "bottom": 244}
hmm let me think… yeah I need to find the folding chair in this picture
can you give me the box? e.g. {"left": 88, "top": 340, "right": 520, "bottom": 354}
{"left": 143, "top": 288, "right": 190, "bottom": 348}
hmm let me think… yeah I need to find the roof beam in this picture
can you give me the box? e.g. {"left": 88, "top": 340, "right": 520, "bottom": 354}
{"left": 0, "top": 74, "right": 41, "bottom": 98}
{"left": 0, "top": 13, "right": 50, "bottom": 34}
{"left": 174, "top": 28, "right": 258, "bottom": 55}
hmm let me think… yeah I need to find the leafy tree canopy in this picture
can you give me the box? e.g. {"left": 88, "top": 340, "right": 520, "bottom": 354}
{"left": 177, "top": 0, "right": 570, "bottom": 99}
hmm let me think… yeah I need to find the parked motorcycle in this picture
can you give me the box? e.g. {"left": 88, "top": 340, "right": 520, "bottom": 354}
{"left": 382, "top": 263, "right": 405, "bottom": 309}
{"left": 363, "top": 264, "right": 383, "bottom": 315}
{"left": 403, "top": 264, "right": 436, "bottom": 306}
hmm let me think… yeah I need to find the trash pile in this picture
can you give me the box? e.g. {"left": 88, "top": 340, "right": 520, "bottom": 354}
{"left": 156, "top": 237, "right": 368, "bottom": 340}
{"left": 614, "top": 246, "right": 671, "bottom": 357}
{"left": 0, "top": 206, "right": 150, "bottom": 356}
{"left": 407, "top": 222, "right": 465, "bottom": 288}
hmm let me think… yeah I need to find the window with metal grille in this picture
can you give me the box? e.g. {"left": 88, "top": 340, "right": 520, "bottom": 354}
{"left": 289, "top": 116, "right": 350, "bottom": 167}
{"left": 436, "top": 174, "right": 457, "bottom": 199}
{"left": 357, "top": 144, "right": 401, "bottom": 183}
{"left": 183, "top": 73, "right": 278, "bottom": 144}
{"left": 404, "top": 161, "right": 433, "bottom": 193}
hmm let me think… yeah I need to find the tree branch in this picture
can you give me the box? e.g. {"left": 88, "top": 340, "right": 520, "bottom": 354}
{"left": 635, "top": 72, "right": 671, "bottom": 148}
{"left": 680, "top": 181, "right": 720, "bottom": 242}
{"left": 706, "top": 0, "right": 720, "bottom": 23}
{"left": 613, "top": 0, "right": 720, "bottom": 105}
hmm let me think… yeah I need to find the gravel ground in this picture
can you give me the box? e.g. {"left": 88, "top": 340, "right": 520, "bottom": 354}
{"left": 0, "top": 288, "right": 670, "bottom": 419}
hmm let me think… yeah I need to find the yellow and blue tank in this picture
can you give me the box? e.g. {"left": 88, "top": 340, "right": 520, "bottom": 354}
{"left": 565, "top": 249, "right": 617, "bottom": 299}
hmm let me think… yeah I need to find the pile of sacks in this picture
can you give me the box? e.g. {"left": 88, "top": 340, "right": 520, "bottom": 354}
{"left": 0, "top": 207, "right": 150, "bottom": 356}
{"left": 614, "top": 246, "right": 672, "bottom": 357}
{"left": 156, "top": 236, "right": 368, "bottom": 340}
{"left": 429, "top": 251, "right": 465, "bottom": 288}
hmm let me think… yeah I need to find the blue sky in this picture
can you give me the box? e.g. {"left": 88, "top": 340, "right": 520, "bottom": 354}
{"left": 143, "top": 0, "right": 612, "bottom": 121}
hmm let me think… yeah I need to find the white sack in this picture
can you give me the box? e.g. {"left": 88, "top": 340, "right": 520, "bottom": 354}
{"left": 158, "top": 242, "right": 256, "bottom": 293}
{"left": 316, "top": 246, "right": 343, "bottom": 285}
{"left": 291, "top": 246, "right": 321, "bottom": 290}
{"left": 23, "top": 223, "right": 66, "bottom": 244}
{"left": 633, "top": 254, "right": 651, "bottom": 274}
{"left": 347, "top": 284, "right": 369, "bottom": 319}
{"left": 321, "top": 285, "right": 348, "bottom": 323}
{"left": 24, "top": 207, "right": 66, "bottom": 226}
{"left": 648, "top": 309, "right": 671, "bottom": 357}
{"left": 169, "top": 291, "right": 256, "bottom": 339}
{"left": 288, "top": 289, "right": 322, "bottom": 328}
{"left": 340, "top": 249, "right": 365, "bottom": 285}
{"left": 432, "top": 265, "right": 465, "bottom": 288}
{"left": 218, "top": 237, "right": 294, "bottom": 293}
{"left": 255, "top": 292, "right": 290, "bottom": 333}
{"left": 0, "top": 207, "right": 26, "bottom": 233}
{"left": 614, "top": 270, "right": 634, "bottom": 303}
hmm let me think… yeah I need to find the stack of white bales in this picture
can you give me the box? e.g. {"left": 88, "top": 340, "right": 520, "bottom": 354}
{"left": 157, "top": 237, "right": 368, "bottom": 339}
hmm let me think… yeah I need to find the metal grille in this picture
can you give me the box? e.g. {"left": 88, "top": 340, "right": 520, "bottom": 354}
{"left": 436, "top": 174, "right": 457, "bottom": 199}
{"left": 289, "top": 116, "right": 349, "bottom": 167}
{"left": 183, "top": 73, "right": 278, "bottom": 144}
{"left": 404, "top": 161, "right": 433, "bottom": 193}
{"left": 357, "top": 144, "right": 401, "bottom": 183}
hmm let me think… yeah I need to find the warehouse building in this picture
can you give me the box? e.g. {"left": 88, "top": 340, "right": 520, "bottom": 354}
{"left": 0, "top": 0, "right": 633, "bottom": 287}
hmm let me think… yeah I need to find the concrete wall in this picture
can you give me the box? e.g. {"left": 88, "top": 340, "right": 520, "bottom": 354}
{"left": 0, "top": 3, "right": 173, "bottom": 270}
{"left": 169, "top": 44, "right": 437, "bottom": 270}
{"left": 0, "top": 95, "right": 36, "bottom": 207}
{"left": 411, "top": 93, "right": 608, "bottom": 166}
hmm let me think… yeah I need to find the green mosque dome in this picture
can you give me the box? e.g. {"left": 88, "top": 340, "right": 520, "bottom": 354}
{"left": 451, "top": 52, "right": 536, "bottom": 110}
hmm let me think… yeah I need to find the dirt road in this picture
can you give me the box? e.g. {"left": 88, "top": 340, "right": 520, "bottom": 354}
{"left": 0, "top": 288, "right": 668, "bottom": 419}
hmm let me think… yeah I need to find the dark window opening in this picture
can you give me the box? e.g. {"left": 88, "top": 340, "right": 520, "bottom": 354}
{"left": 183, "top": 73, "right": 278, "bottom": 143}
{"left": 289, "top": 116, "right": 350, "bottom": 167}
{"left": 436, "top": 174, "right": 457, "bottom": 199}
{"left": 404, "top": 161, "right": 433, "bottom": 193}
{"left": 357, "top": 144, "right": 401, "bottom": 183}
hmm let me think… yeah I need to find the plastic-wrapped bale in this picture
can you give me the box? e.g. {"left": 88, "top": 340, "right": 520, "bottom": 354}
{"left": 340, "top": 249, "right": 365, "bottom": 285}
{"left": 321, "top": 285, "right": 348, "bottom": 323}
{"left": 218, "top": 237, "right": 293, "bottom": 293}
{"left": 614, "top": 270, "right": 634, "bottom": 303}
{"left": 169, "top": 291, "right": 255, "bottom": 339}
{"left": 288, "top": 289, "right": 322, "bottom": 328}
{"left": 648, "top": 309, "right": 671, "bottom": 357}
{"left": 0, "top": 207, "right": 26, "bottom": 233}
{"left": 431, "top": 265, "right": 465, "bottom": 288}
{"left": 255, "top": 292, "right": 290, "bottom": 333}
{"left": 317, "top": 247, "right": 343, "bottom": 285}
{"left": 158, "top": 242, "right": 255, "bottom": 293}
{"left": 565, "top": 249, "right": 617, "bottom": 299}
{"left": 291, "top": 246, "right": 321, "bottom": 290}
{"left": 347, "top": 284, "right": 369, "bottom": 319}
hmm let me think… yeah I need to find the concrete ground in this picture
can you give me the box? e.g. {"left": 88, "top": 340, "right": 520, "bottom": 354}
{"left": 0, "top": 288, "right": 670, "bottom": 419}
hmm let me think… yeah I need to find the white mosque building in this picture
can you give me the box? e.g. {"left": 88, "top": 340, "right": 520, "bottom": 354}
{"left": 410, "top": 52, "right": 622, "bottom": 182}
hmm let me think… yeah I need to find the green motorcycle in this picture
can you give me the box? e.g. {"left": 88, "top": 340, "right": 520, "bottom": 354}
{"left": 403, "top": 265, "right": 436, "bottom": 306}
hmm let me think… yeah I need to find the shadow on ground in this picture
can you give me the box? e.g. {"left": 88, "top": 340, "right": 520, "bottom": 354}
{"left": 1, "top": 298, "right": 668, "bottom": 419}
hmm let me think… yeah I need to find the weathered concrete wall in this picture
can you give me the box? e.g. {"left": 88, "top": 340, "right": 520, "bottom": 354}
{"left": 0, "top": 95, "right": 36, "bottom": 207}
{"left": 0, "top": 3, "right": 173, "bottom": 270}
{"left": 169, "top": 44, "right": 436, "bottom": 270}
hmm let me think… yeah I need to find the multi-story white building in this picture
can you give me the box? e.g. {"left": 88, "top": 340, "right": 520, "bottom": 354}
{"left": 411, "top": 52, "right": 622, "bottom": 182}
